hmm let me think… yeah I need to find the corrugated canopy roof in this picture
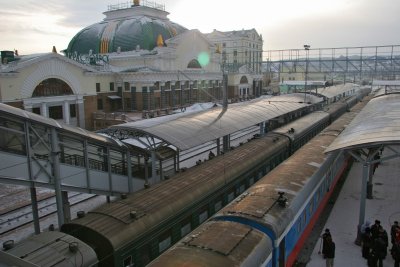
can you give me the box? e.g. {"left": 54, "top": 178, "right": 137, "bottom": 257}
{"left": 106, "top": 94, "right": 322, "bottom": 151}
{"left": 325, "top": 93, "right": 400, "bottom": 153}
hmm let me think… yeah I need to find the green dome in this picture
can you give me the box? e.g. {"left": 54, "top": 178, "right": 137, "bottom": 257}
{"left": 66, "top": 4, "right": 187, "bottom": 55}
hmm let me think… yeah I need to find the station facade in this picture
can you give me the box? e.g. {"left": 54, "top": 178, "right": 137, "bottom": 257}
{"left": 0, "top": 0, "right": 263, "bottom": 130}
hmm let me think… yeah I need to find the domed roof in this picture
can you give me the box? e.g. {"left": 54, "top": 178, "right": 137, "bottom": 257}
{"left": 66, "top": 2, "right": 187, "bottom": 55}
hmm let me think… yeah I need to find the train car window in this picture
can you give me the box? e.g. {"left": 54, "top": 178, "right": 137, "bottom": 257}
{"left": 227, "top": 191, "right": 235, "bottom": 202}
{"left": 309, "top": 198, "right": 314, "bottom": 215}
{"left": 199, "top": 208, "right": 209, "bottom": 224}
{"left": 238, "top": 183, "right": 245, "bottom": 194}
{"left": 158, "top": 230, "right": 172, "bottom": 253}
{"left": 302, "top": 212, "right": 307, "bottom": 228}
{"left": 181, "top": 222, "right": 191, "bottom": 237}
{"left": 316, "top": 190, "right": 320, "bottom": 204}
{"left": 123, "top": 255, "right": 133, "bottom": 267}
{"left": 214, "top": 200, "right": 223, "bottom": 212}
{"left": 249, "top": 177, "right": 255, "bottom": 186}
{"left": 180, "top": 216, "right": 192, "bottom": 237}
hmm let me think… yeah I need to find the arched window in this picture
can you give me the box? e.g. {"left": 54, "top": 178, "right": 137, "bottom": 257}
{"left": 187, "top": 59, "right": 202, "bottom": 69}
{"left": 240, "top": 76, "right": 248, "bottom": 84}
{"left": 32, "top": 78, "right": 73, "bottom": 97}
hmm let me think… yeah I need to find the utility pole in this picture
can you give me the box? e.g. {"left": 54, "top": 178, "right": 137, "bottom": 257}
{"left": 304, "top": 45, "right": 310, "bottom": 102}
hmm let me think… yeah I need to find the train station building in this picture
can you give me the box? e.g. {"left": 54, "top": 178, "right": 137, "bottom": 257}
{"left": 0, "top": 0, "right": 263, "bottom": 130}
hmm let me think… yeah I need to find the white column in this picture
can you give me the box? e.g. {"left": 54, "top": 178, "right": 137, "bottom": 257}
{"left": 40, "top": 102, "right": 48, "bottom": 117}
{"left": 77, "top": 97, "right": 85, "bottom": 128}
{"left": 63, "top": 101, "right": 70, "bottom": 124}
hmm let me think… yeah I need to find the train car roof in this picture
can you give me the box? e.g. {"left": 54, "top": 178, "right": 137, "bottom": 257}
{"left": 317, "top": 83, "right": 359, "bottom": 99}
{"left": 0, "top": 231, "right": 98, "bottom": 267}
{"left": 149, "top": 221, "right": 273, "bottom": 267}
{"left": 103, "top": 94, "right": 323, "bottom": 151}
{"left": 272, "top": 111, "right": 329, "bottom": 140}
{"left": 326, "top": 93, "right": 400, "bottom": 153}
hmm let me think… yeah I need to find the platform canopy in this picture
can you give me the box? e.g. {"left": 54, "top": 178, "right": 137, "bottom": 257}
{"left": 104, "top": 94, "right": 322, "bottom": 151}
{"left": 325, "top": 93, "right": 400, "bottom": 153}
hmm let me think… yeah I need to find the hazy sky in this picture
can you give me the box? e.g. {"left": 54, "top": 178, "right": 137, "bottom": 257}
{"left": 1, "top": 0, "right": 399, "bottom": 56}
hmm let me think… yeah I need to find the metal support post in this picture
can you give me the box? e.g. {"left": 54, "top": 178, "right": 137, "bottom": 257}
{"left": 25, "top": 121, "right": 40, "bottom": 234}
{"left": 144, "top": 156, "right": 149, "bottom": 187}
{"left": 176, "top": 149, "right": 180, "bottom": 172}
{"left": 50, "top": 128, "right": 65, "bottom": 228}
{"left": 217, "top": 138, "right": 221, "bottom": 155}
{"left": 151, "top": 150, "right": 157, "bottom": 182}
{"left": 83, "top": 140, "right": 91, "bottom": 192}
{"left": 30, "top": 187, "right": 41, "bottom": 234}
{"left": 62, "top": 191, "right": 71, "bottom": 223}
{"left": 260, "top": 122, "right": 265, "bottom": 137}
{"left": 223, "top": 135, "right": 230, "bottom": 153}
{"left": 126, "top": 150, "right": 133, "bottom": 192}
{"left": 355, "top": 163, "right": 369, "bottom": 245}
{"left": 107, "top": 146, "right": 113, "bottom": 192}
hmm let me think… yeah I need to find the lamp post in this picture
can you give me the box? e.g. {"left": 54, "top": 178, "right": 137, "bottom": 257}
{"left": 304, "top": 45, "right": 310, "bottom": 102}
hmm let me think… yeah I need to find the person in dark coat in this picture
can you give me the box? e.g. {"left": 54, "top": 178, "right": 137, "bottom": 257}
{"left": 391, "top": 221, "right": 400, "bottom": 244}
{"left": 322, "top": 228, "right": 332, "bottom": 259}
{"left": 368, "top": 249, "right": 378, "bottom": 267}
{"left": 324, "top": 236, "right": 335, "bottom": 267}
{"left": 363, "top": 227, "right": 373, "bottom": 259}
{"left": 371, "top": 220, "right": 381, "bottom": 239}
{"left": 371, "top": 226, "right": 389, "bottom": 267}
{"left": 392, "top": 241, "right": 400, "bottom": 267}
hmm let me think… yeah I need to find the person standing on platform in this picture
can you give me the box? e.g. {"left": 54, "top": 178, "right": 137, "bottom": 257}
{"left": 371, "top": 225, "right": 389, "bottom": 267}
{"left": 363, "top": 226, "right": 373, "bottom": 259}
{"left": 391, "top": 221, "right": 400, "bottom": 245}
{"left": 371, "top": 220, "right": 381, "bottom": 239}
{"left": 322, "top": 228, "right": 332, "bottom": 259}
{"left": 391, "top": 240, "right": 400, "bottom": 267}
{"left": 325, "top": 236, "right": 335, "bottom": 267}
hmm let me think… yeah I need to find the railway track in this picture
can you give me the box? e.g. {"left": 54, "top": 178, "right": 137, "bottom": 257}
{"left": 0, "top": 192, "right": 97, "bottom": 235}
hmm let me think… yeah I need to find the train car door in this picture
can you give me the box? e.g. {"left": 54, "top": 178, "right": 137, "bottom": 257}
{"left": 279, "top": 237, "right": 286, "bottom": 267}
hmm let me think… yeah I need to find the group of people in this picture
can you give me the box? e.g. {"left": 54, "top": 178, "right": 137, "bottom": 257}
{"left": 361, "top": 220, "right": 400, "bottom": 267}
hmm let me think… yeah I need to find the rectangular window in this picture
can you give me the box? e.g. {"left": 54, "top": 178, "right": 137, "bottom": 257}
{"left": 181, "top": 222, "right": 191, "bottom": 237}
{"left": 234, "top": 50, "right": 237, "bottom": 57}
{"left": 159, "top": 236, "right": 171, "bottom": 253}
{"left": 199, "top": 209, "right": 208, "bottom": 224}
{"left": 214, "top": 200, "right": 222, "bottom": 212}
{"left": 70, "top": 104, "right": 76, "bottom": 118}
{"left": 97, "top": 98, "right": 103, "bottom": 110}
{"left": 124, "top": 82, "right": 130, "bottom": 91}
{"left": 227, "top": 191, "right": 235, "bottom": 202}
{"left": 309, "top": 199, "right": 314, "bottom": 215}
{"left": 48, "top": 106, "right": 63, "bottom": 120}
{"left": 249, "top": 177, "right": 255, "bottom": 186}
{"left": 96, "top": 83, "right": 100, "bottom": 92}
{"left": 32, "top": 107, "right": 40, "bottom": 115}
{"left": 110, "top": 82, "right": 115, "bottom": 91}
{"left": 123, "top": 256, "right": 132, "bottom": 267}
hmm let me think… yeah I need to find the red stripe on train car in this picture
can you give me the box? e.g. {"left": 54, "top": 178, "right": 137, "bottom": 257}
{"left": 286, "top": 157, "right": 350, "bottom": 267}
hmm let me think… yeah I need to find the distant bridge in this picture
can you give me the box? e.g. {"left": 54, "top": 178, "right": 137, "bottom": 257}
{"left": 264, "top": 45, "right": 400, "bottom": 81}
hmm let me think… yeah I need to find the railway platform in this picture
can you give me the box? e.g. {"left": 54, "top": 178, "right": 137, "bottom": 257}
{"left": 306, "top": 148, "right": 400, "bottom": 266}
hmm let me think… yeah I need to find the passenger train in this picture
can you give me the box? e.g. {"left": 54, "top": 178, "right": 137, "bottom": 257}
{"left": 148, "top": 96, "right": 371, "bottom": 267}
{"left": 1, "top": 89, "right": 370, "bottom": 267}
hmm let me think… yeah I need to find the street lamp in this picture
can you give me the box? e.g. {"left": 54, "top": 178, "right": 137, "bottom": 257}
{"left": 304, "top": 45, "right": 310, "bottom": 102}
